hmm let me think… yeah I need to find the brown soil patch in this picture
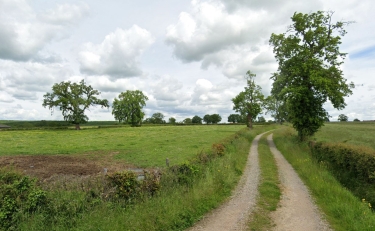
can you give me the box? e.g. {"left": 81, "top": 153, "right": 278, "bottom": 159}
{"left": 0, "top": 152, "right": 134, "bottom": 180}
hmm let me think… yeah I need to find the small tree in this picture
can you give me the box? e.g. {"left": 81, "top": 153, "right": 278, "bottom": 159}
{"left": 232, "top": 71, "right": 264, "bottom": 129}
{"left": 338, "top": 114, "right": 348, "bottom": 122}
{"left": 151, "top": 112, "right": 165, "bottom": 124}
{"left": 42, "top": 79, "right": 109, "bottom": 130}
{"left": 112, "top": 90, "right": 148, "bottom": 126}
{"left": 210, "top": 114, "right": 222, "bottom": 124}
{"left": 353, "top": 118, "right": 360, "bottom": 122}
{"left": 270, "top": 11, "right": 354, "bottom": 140}
{"left": 257, "top": 116, "right": 266, "bottom": 123}
{"left": 183, "top": 118, "right": 192, "bottom": 124}
{"left": 228, "top": 114, "right": 244, "bottom": 123}
{"left": 169, "top": 117, "right": 176, "bottom": 124}
{"left": 264, "top": 95, "right": 287, "bottom": 124}
{"left": 192, "top": 115, "right": 203, "bottom": 124}
{"left": 203, "top": 114, "right": 212, "bottom": 124}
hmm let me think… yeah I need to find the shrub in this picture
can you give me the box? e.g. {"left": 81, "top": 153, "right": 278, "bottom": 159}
{"left": 0, "top": 169, "right": 48, "bottom": 230}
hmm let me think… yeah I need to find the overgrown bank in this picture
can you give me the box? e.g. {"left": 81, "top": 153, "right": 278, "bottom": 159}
{"left": 1, "top": 125, "right": 276, "bottom": 231}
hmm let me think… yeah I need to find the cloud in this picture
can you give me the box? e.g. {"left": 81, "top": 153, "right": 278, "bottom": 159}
{"left": 79, "top": 25, "right": 154, "bottom": 79}
{"left": 0, "top": 1, "right": 89, "bottom": 61}
{"left": 165, "top": 0, "right": 322, "bottom": 82}
{"left": 0, "top": 60, "right": 73, "bottom": 101}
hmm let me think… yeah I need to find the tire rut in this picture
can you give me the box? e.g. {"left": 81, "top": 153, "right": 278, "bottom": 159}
{"left": 267, "top": 133, "right": 331, "bottom": 231}
{"left": 186, "top": 132, "right": 267, "bottom": 231}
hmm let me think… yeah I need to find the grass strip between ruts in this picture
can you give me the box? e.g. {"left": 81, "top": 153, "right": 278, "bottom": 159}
{"left": 247, "top": 132, "right": 281, "bottom": 230}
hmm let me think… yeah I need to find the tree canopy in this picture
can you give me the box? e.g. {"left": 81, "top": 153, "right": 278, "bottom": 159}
{"left": 232, "top": 71, "right": 264, "bottom": 129}
{"left": 263, "top": 95, "right": 288, "bottom": 124}
{"left": 228, "top": 114, "right": 244, "bottom": 123}
{"left": 338, "top": 114, "right": 348, "bottom": 122}
{"left": 112, "top": 90, "right": 148, "bottom": 126}
{"left": 192, "top": 115, "right": 203, "bottom": 124}
{"left": 270, "top": 11, "right": 354, "bottom": 140}
{"left": 42, "top": 79, "right": 109, "bottom": 130}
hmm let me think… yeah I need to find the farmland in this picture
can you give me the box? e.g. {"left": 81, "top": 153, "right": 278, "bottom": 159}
{"left": 0, "top": 125, "right": 245, "bottom": 167}
{"left": 314, "top": 122, "right": 375, "bottom": 149}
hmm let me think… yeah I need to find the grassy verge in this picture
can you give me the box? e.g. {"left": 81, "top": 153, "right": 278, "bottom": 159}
{"left": 273, "top": 127, "right": 375, "bottom": 231}
{"left": 247, "top": 133, "right": 281, "bottom": 231}
{"left": 4, "top": 125, "right": 277, "bottom": 230}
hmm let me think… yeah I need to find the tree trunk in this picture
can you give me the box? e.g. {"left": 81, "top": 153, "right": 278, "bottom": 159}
{"left": 247, "top": 114, "right": 253, "bottom": 129}
{"left": 75, "top": 124, "right": 81, "bottom": 130}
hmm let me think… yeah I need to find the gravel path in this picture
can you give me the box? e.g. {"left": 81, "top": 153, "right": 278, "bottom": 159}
{"left": 267, "top": 133, "right": 332, "bottom": 231}
{"left": 187, "top": 132, "right": 331, "bottom": 231}
{"left": 186, "top": 132, "right": 267, "bottom": 231}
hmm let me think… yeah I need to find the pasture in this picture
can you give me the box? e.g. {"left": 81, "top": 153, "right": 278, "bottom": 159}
{"left": 314, "top": 122, "right": 375, "bottom": 149}
{"left": 0, "top": 125, "right": 245, "bottom": 168}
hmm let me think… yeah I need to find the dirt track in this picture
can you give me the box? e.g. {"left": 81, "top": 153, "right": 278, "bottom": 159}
{"left": 187, "top": 132, "right": 331, "bottom": 231}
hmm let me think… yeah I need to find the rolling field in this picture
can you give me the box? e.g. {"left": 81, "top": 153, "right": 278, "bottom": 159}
{"left": 314, "top": 122, "right": 375, "bottom": 149}
{"left": 0, "top": 125, "right": 245, "bottom": 167}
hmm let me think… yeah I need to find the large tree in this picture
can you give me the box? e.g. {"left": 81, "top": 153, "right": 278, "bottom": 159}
{"left": 112, "top": 90, "right": 148, "bottom": 126}
{"left": 210, "top": 114, "right": 222, "bottom": 124}
{"left": 42, "top": 79, "right": 109, "bottom": 130}
{"left": 270, "top": 11, "right": 354, "bottom": 140}
{"left": 232, "top": 71, "right": 264, "bottom": 129}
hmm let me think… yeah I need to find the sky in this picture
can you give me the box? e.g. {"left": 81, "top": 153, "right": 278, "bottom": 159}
{"left": 0, "top": 0, "right": 374, "bottom": 123}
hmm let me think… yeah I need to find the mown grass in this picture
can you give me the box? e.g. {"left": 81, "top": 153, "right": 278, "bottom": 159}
{"left": 0, "top": 125, "right": 246, "bottom": 167}
{"left": 314, "top": 122, "right": 375, "bottom": 149}
{"left": 11, "top": 125, "right": 278, "bottom": 231}
{"left": 273, "top": 126, "right": 375, "bottom": 231}
{"left": 247, "top": 132, "right": 281, "bottom": 231}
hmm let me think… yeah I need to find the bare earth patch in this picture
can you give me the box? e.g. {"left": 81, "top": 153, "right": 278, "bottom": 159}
{"left": 0, "top": 151, "right": 135, "bottom": 181}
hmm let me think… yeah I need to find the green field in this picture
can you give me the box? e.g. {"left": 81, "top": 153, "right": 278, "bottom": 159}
{"left": 0, "top": 125, "right": 246, "bottom": 167}
{"left": 314, "top": 122, "right": 375, "bottom": 149}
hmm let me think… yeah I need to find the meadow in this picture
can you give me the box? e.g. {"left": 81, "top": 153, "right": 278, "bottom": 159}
{"left": 0, "top": 125, "right": 245, "bottom": 167}
{"left": 0, "top": 124, "right": 278, "bottom": 230}
{"left": 313, "top": 122, "right": 375, "bottom": 149}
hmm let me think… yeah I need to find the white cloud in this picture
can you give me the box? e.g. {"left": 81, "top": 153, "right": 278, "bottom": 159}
{"left": 0, "top": 0, "right": 89, "bottom": 61}
{"left": 0, "top": 60, "right": 72, "bottom": 101}
{"left": 79, "top": 25, "right": 154, "bottom": 79}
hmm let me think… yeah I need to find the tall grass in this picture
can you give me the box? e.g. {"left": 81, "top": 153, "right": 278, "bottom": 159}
{"left": 273, "top": 127, "right": 375, "bottom": 231}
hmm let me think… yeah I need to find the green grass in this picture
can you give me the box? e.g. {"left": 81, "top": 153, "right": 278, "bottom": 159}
{"left": 247, "top": 133, "right": 281, "bottom": 231}
{"left": 314, "top": 122, "right": 375, "bottom": 149}
{"left": 0, "top": 125, "right": 248, "bottom": 167}
{"left": 13, "top": 125, "right": 278, "bottom": 231}
{"left": 273, "top": 127, "right": 375, "bottom": 231}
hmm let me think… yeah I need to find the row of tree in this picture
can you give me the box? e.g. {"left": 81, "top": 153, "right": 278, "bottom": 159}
{"left": 42, "top": 81, "right": 225, "bottom": 129}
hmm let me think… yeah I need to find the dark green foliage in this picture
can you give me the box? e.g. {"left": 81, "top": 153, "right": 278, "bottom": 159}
{"left": 338, "top": 114, "right": 348, "bottom": 122}
{"left": 43, "top": 80, "right": 109, "bottom": 130}
{"left": 270, "top": 11, "right": 354, "bottom": 140}
{"left": 192, "top": 115, "right": 203, "bottom": 124}
{"left": 112, "top": 90, "right": 148, "bottom": 126}
{"left": 232, "top": 71, "right": 264, "bottom": 129}
{"left": 168, "top": 117, "right": 176, "bottom": 124}
{"left": 0, "top": 169, "right": 48, "bottom": 230}
{"left": 227, "top": 114, "right": 245, "bottom": 123}
{"left": 310, "top": 141, "right": 375, "bottom": 205}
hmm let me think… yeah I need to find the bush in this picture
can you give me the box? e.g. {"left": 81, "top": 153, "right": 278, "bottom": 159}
{"left": 310, "top": 141, "right": 375, "bottom": 205}
{"left": 0, "top": 169, "right": 48, "bottom": 230}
